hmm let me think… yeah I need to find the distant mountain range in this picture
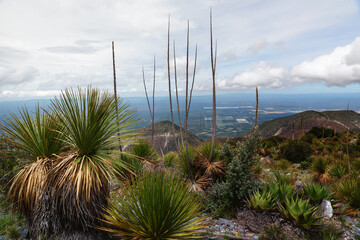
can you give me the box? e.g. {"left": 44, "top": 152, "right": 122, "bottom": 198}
{"left": 257, "top": 110, "right": 360, "bottom": 139}
{"left": 139, "top": 120, "right": 202, "bottom": 153}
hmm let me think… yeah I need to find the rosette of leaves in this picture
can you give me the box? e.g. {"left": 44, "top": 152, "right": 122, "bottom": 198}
{"left": 248, "top": 189, "right": 277, "bottom": 211}
{"left": 278, "top": 196, "right": 320, "bottom": 228}
{"left": 303, "top": 184, "right": 334, "bottom": 205}
{"left": 102, "top": 171, "right": 209, "bottom": 239}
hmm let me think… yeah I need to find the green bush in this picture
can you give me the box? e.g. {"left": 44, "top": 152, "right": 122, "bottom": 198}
{"left": 102, "top": 171, "right": 208, "bottom": 239}
{"left": 308, "top": 127, "right": 336, "bottom": 139}
{"left": 248, "top": 190, "right": 277, "bottom": 211}
{"left": 334, "top": 177, "right": 360, "bottom": 210}
{"left": 209, "top": 130, "right": 261, "bottom": 214}
{"left": 280, "top": 139, "right": 313, "bottom": 163}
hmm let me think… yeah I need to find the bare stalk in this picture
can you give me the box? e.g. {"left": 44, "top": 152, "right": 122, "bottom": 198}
{"left": 167, "top": 16, "right": 181, "bottom": 154}
{"left": 209, "top": 8, "right": 217, "bottom": 162}
{"left": 255, "top": 87, "right": 259, "bottom": 127}
{"left": 346, "top": 103, "right": 351, "bottom": 173}
{"left": 152, "top": 56, "right": 156, "bottom": 144}
{"left": 142, "top": 65, "right": 154, "bottom": 142}
{"left": 112, "top": 41, "right": 122, "bottom": 152}
{"left": 185, "top": 20, "right": 190, "bottom": 131}
{"left": 173, "top": 40, "right": 184, "bottom": 145}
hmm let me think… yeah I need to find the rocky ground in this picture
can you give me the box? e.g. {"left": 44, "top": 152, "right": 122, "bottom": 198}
{"left": 1, "top": 213, "right": 359, "bottom": 240}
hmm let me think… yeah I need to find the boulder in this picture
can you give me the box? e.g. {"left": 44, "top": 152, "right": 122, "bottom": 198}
{"left": 319, "top": 199, "right": 333, "bottom": 218}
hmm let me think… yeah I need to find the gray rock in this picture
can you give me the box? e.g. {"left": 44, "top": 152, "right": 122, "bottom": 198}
{"left": 320, "top": 199, "right": 333, "bottom": 218}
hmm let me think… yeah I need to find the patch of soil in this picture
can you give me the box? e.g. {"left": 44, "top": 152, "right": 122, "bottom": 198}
{"left": 236, "top": 209, "right": 306, "bottom": 240}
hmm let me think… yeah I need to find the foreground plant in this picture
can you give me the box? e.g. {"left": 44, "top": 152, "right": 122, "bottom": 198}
{"left": 102, "top": 171, "right": 209, "bottom": 239}
{"left": 197, "top": 141, "right": 225, "bottom": 177}
{"left": 303, "top": 184, "right": 334, "bottom": 205}
{"left": 46, "top": 87, "right": 137, "bottom": 237}
{"left": 248, "top": 189, "right": 277, "bottom": 211}
{"left": 334, "top": 177, "right": 360, "bottom": 211}
{"left": 312, "top": 157, "right": 331, "bottom": 184}
{"left": 278, "top": 197, "right": 320, "bottom": 228}
{"left": 1, "top": 106, "right": 63, "bottom": 236}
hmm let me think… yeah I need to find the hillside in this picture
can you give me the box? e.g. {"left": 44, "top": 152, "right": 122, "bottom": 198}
{"left": 257, "top": 110, "right": 360, "bottom": 139}
{"left": 139, "top": 120, "right": 203, "bottom": 153}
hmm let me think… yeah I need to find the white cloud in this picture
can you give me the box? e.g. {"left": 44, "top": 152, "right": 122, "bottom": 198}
{"left": 218, "top": 62, "right": 288, "bottom": 90}
{"left": 0, "top": 0, "right": 359, "bottom": 98}
{"left": 248, "top": 38, "right": 269, "bottom": 54}
{"left": 291, "top": 37, "right": 360, "bottom": 86}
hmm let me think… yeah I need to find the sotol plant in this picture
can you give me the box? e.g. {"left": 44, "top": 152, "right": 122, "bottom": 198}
{"left": 102, "top": 171, "right": 209, "bottom": 239}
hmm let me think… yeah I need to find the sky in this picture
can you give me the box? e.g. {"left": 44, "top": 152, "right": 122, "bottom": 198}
{"left": 0, "top": 0, "right": 360, "bottom": 100}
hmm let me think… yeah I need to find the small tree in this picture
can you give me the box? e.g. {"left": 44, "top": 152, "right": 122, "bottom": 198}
{"left": 209, "top": 130, "right": 261, "bottom": 214}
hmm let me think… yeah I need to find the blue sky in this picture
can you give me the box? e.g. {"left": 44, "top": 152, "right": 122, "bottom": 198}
{"left": 0, "top": 0, "right": 360, "bottom": 99}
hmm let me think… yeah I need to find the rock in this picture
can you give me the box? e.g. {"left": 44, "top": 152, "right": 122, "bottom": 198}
{"left": 320, "top": 199, "right": 333, "bottom": 218}
{"left": 259, "top": 156, "right": 272, "bottom": 164}
{"left": 293, "top": 181, "right": 304, "bottom": 192}
{"left": 263, "top": 168, "right": 271, "bottom": 173}
{"left": 291, "top": 163, "right": 300, "bottom": 169}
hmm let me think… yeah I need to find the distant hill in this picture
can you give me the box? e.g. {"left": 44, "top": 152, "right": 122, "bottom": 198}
{"left": 257, "top": 110, "right": 360, "bottom": 139}
{"left": 139, "top": 120, "right": 203, "bottom": 154}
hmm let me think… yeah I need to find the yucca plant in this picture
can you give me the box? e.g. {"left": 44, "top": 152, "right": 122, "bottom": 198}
{"left": 303, "top": 184, "right": 334, "bottom": 205}
{"left": 178, "top": 144, "right": 208, "bottom": 192}
{"left": 46, "top": 87, "right": 138, "bottom": 237}
{"left": 333, "top": 177, "right": 360, "bottom": 210}
{"left": 197, "top": 141, "right": 225, "bottom": 178}
{"left": 328, "top": 162, "right": 348, "bottom": 180}
{"left": 131, "top": 138, "right": 157, "bottom": 165}
{"left": 102, "top": 171, "right": 209, "bottom": 239}
{"left": 1, "top": 106, "right": 64, "bottom": 236}
{"left": 162, "top": 151, "right": 178, "bottom": 168}
{"left": 312, "top": 157, "right": 331, "bottom": 184}
{"left": 112, "top": 153, "right": 143, "bottom": 181}
{"left": 248, "top": 189, "right": 277, "bottom": 211}
{"left": 278, "top": 196, "right": 320, "bottom": 228}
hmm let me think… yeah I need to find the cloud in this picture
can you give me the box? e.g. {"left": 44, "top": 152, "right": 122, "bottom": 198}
{"left": 218, "top": 37, "right": 360, "bottom": 90}
{"left": 291, "top": 37, "right": 360, "bottom": 86}
{"left": 218, "top": 61, "right": 288, "bottom": 90}
{"left": 42, "top": 40, "right": 105, "bottom": 54}
{"left": 247, "top": 38, "right": 269, "bottom": 54}
{"left": 0, "top": 90, "right": 60, "bottom": 99}
{"left": 0, "top": 66, "right": 39, "bottom": 85}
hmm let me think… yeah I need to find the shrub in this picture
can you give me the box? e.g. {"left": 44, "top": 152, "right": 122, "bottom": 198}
{"left": 162, "top": 152, "right": 178, "bottom": 168}
{"left": 197, "top": 141, "right": 225, "bottom": 177}
{"left": 312, "top": 157, "right": 331, "bottom": 184}
{"left": 274, "top": 159, "right": 292, "bottom": 170}
{"left": 209, "top": 130, "right": 261, "bottom": 213}
{"left": 333, "top": 177, "right": 360, "bottom": 210}
{"left": 131, "top": 139, "right": 157, "bottom": 163}
{"left": 308, "top": 127, "right": 335, "bottom": 139}
{"left": 280, "top": 139, "right": 313, "bottom": 163}
{"left": 102, "top": 171, "right": 208, "bottom": 239}
{"left": 328, "top": 162, "right": 348, "bottom": 179}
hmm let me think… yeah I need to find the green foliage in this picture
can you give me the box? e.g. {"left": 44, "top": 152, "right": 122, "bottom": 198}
{"left": 102, "top": 171, "right": 208, "bottom": 239}
{"left": 259, "top": 225, "right": 286, "bottom": 240}
{"left": 274, "top": 159, "right": 292, "bottom": 170}
{"left": 197, "top": 141, "right": 225, "bottom": 177}
{"left": 261, "top": 136, "right": 286, "bottom": 148}
{"left": 248, "top": 190, "right": 277, "bottom": 211}
{"left": 302, "top": 184, "right": 334, "bottom": 205}
{"left": 0, "top": 213, "right": 23, "bottom": 239}
{"left": 300, "top": 160, "right": 311, "bottom": 170}
{"left": 300, "top": 132, "right": 317, "bottom": 144}
{"left": 265, "top": 182, "right": 295, "bottom": 204}
{"left": 209, "top": 130, "right": 261, "bottom": 213}
{"left": 278, "top": 196, "right": 320, "bottom": 228}
{"left": 312, "top": 157, "right": 331, "bottom": 183}
{"left": 178, "top": 144, "right": 198, "bottom": 179}
{"left": 273, "top": 170, "right": 293, "bottom": 185}
{"left": 280, "top": 139, "right": 313, "bottom": 163}
{"left": 1, "top": 106, "right": 64, "bottom": 158}
{"left": 112, "top": 154, "right": 143, "bottom": 180}
{"left": 328, "top": 162, "right": 348, "bottom": 179}
{"left": 334, "top": 177, "right": 360, "bottom": 210}
{"left": 308, "top": 127, "right": 336, "bottom": 139}
{"left": 162, "top": 152, "right": 178, "bottom": 168}
{"left": 131, "top": 139, "right": 157, "bottom": 162}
